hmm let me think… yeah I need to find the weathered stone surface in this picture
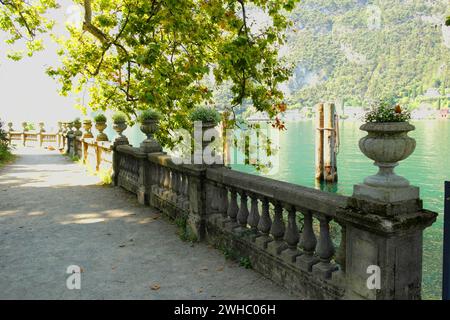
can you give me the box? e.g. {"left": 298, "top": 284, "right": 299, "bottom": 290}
{"left": 205, "top": 218, "right": 341, "bottom": 300}
{"left": 353, "top": 184, "right": 419, "bottom": 203}
{"left": 111, "top": 138, "right": 438, "bottom": 300}
{"left": 206, "top": 167, "right": 347, "bottom": 217}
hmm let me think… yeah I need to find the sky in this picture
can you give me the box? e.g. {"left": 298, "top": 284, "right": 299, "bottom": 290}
{"left": 0, "top": 1, "right": 81, "bottom": 131}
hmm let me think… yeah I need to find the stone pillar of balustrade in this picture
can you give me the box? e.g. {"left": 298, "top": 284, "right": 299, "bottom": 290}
{"left": 184, "top": 165, "right": 208, "bottom": 241}
{"left": 57, "top": 122, "right": 63, "bottom": 149}
{"left": 21, "top": 122, "right": 27, "bottom": 146}
{"left": 136, "top": 119, "right": 163, "bottom": 205}
{"left": 38, "top": 122, "right": 45, "bottom": 147}
{"left": 65, "top": 122, "right": 75, "bottom": 156}
{"left": 336, "top": 122, "right": 437, "bottom": 300}
{"left": 7, "top": 122, "right": 13, "bottom": 144}
{"left": 189, "top": 121, "right": 224, "bottom": 239}
{"left": 111, "top": 120, "right": 130, "bottom": 188}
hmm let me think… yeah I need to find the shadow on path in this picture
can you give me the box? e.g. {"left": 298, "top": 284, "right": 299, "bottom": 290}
{"left": 0, "top": 147, "right": 296, "bottom": 300}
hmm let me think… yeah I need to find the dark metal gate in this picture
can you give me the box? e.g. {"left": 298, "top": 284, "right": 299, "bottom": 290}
{"left": 443, "top": 181, "right": 450, "bottom": 300}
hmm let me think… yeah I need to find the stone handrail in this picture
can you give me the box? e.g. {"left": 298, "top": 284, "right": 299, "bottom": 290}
{"left": 206, "top": 167, "right": 348, "bottom": 217}
{"left": 8, "top": 129, "right": 58, "bottom": 147}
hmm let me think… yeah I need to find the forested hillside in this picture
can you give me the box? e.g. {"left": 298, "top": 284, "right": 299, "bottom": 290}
{"left": 281, "top": 0, "right": 450, "bottom": 109}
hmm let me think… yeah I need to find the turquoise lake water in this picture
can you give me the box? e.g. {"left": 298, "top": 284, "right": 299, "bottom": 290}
{"left": 106, "top": 120, "right": 449, "bottom": 299}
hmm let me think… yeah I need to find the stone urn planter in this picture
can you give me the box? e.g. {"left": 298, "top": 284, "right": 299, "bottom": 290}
{"left": 113, "top": 120, "right": 129, "bottom": 144}
{"left": 8, "top": 122, "right": 13, "bottom": 132}
{"left": 73, "top": 121, "right": 82, "bottom": 137}
{"left": 82, "top": 120, "right": 94, "bottom": 139}
{"left": 68, "top": 122, "right": 74, "bottom": 134}
{"left": 140, "top": 119, "right": 162, "bottom": 152}
{"left": 355, "top": 122, "right": 419, "bottom": 203}
{"left": 95, "top": 121, "right": 109, "bottom": 141}
{"left": 192, "top": 121, "right": 220, "bottom": 165}
{"left": 359, "top": 122, "right": 416, "bottom": 188}
{"left": 189, "top": 106, "right": 222, "bottom": 165}
{"left": 22, "top": 122, "right": 28, "bottom": 132}
{"left": 200, "top": 122, "right": 217, "bottom": 150}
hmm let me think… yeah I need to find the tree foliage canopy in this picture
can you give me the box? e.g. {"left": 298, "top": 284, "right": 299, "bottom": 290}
{"left": 1, "top": 0, "right": 300, "bottom": 146}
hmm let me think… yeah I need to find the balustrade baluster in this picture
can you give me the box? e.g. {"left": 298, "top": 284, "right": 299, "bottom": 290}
{"left": 149, "top": 163, "right": 159, "bottom": 198}
{"left": 168, "top": 169, "right": 173, "bottom": 190}
{"left": 177, "top": 172, "right": 186, "bottom": 207}
{"left": 181, "top": 173, "right": 190, "bottom": 211}
{"left": 281, "top": 205, "right": 300, "bottom": 262}
{"left": 183, "top": 174, "right": 189, "bottom": 197}
{"left": 237, "top": 191, "right": 249, "bottom": 229}
{"left": 158, "top": 166, "right": 165, "bottom": 193}
{"left": 172, "top": 171, "right": 179, "bottom": 194}
{"left": 267, "top": 202, "right": 286, "bottom": 255}
{"left": 255, "top": 197, "right": 272, "bottom": 248}
{"left": 169, "top": 170, "right": 178, "bottom": 203}
{"left": 296, "top": 211, "right": 319, "bottom": 272}
{"left": 220, "top": 187, "right": 229, "bottom": 219}
{"left": 153, "top": 164, "right": 159, "bottom": 186}
{"left": 247, "top": 195, "right": 260, "bottom": 232}
{"left": 335, "top": 223, "right": 346, "bottom": 273}
{"left": 226, "top": 188, "right": 239, "bottom": 227}
{"left": 312, "top": 216, "right": 338, "bottom": 279}
{"left": 210, "top": 184, "right": 219, "bottom": 211}
{"left": 163, "top": 167, "right": 170, "bottom": 190}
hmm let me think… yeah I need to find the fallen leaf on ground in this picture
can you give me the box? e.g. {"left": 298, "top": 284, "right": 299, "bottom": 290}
{"left": 201, "top": 267, "right": 208, "bottom": 271}
{"left": 150, "top": 284, "right": 161, "bottom": 291}
{"left": 216, "top": 267, "right": 224, "bottom": 272}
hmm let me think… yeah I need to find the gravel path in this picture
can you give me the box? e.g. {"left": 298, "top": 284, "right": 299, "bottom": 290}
{"left": 0, "top": 147, "right": 295, "bottom": 300}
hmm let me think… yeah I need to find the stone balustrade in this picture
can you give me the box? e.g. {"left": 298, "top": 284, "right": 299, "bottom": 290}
{"left": 109, "top": 122, "right": 436, "bottom": 300}
{"left": 6, "top": 118, "right": 438, "bottom": 300}
{"left": 112, "top": 143, "right": 436, "bottom": 299}
{"left": 7, "top": 122, "right": 59, "bottom": 148}
{"left": 7, "top": 121, "right": 113, "bottom": 173}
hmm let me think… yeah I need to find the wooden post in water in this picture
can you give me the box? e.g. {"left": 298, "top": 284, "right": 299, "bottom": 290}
{"left": 315, "top": 103, "right": 324, "bottom": 181}
{"left": 315, "top": 102, "right": 338, "bottom": 183}
{"left": 323, "top": 103, "right": 338, "bottom": 183}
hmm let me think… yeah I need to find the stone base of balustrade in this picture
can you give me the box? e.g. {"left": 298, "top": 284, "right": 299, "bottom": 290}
{"left": 312, "top": 261, "right": 339, "bottom": 280}
{"left": 280, "top": 248, "right": 301, "bottom": 264}
{"left": 353, "top": 184, "right": 420, "bottom": 204}
{"left": 223, "top": 220, "right": 239, "bottom": 232}
{"left": 137, "top": 186, "right": 147, "bottom": 205}
{"left": 117, "top": 175, "right": 139, "bottom": 195}
{"left": 296, "top": 254, "right": 320, "bottom": 273}
{"left": 254, "top": 235, "right": 272, "bottom": 249}
{"left": 205, "top": 216, "right": 345, "bottom": 300}
{"left": 267, "top": 240, "right": 288, "bottom": 256}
